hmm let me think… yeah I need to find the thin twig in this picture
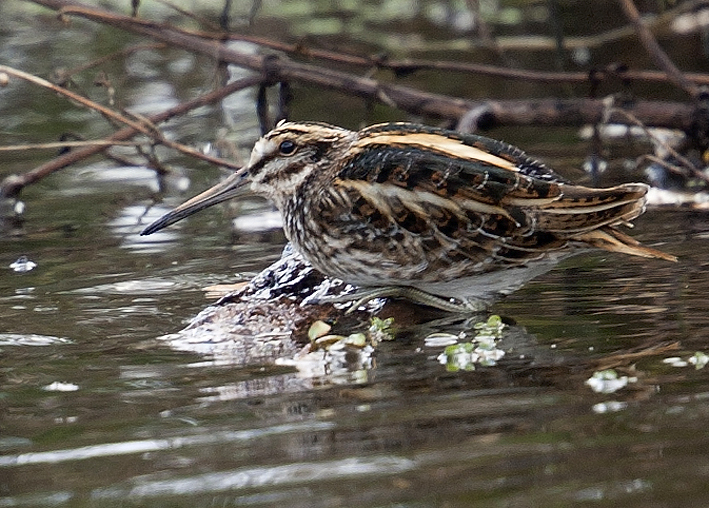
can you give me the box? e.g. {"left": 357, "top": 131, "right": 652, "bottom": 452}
{"left": 24, "top": 0, "right": 705, "bottom": 130}
{"left": 153, "top": 0, "right": 223, "bottom": 32}
{"left": 0, "top": 140, "right": 144, "bottom": 151}
{"left": 0, "top": 65, "right": 242, "bottom": 170}
{"left": 45, "top": 0, "right": 709, "bottom": 89}
{"left": 592, "top": 341, "right": 681, "bottom": 371}
{"left": 57, "top": 43, "right": 166, "bottom": 82}
{"left": 464, "top": 0, "right": 508, "bottom": 65}
{"left": 256, "top": 84, "right": 270, "bottom": 135}
{"left": 607, "top": 106, "right": 709, "bottom": 184}
{"left": 0, "top": 74, "right": 263, "bottom": 198}
{"left": 209, "top": 33, "right": 709, "bottom": 87}
{"left": 617, "top": 0, "right": 701, "bottom": 98}
{"left": 640, "top": 153, "right": 694, "bottom": 179}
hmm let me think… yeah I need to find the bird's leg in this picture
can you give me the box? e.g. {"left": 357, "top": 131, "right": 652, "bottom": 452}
{"left": 307, "top": 286, "right": 490, "bottom": 314}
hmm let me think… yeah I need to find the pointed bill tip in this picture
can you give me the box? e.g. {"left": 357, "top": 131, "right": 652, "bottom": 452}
{"left": 140, "top": 170, "right": 247, "bottom": 236}
{"left": 140, "top": 214, "right": 174, "bottom": 236}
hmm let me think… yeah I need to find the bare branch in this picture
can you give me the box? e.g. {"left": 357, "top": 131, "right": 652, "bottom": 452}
{"left": 0, "top": 64, "right": 247, "bottom": 168}
{"left": 607, "top": 106, "right": 709, "bottom": 184}
{"left": 55, "top": 42, "right": 166, "bottom": 83}
{"left": 0, "top": 140, "right": 144, "bottom": 151}
{"left": 23, "top": 0, "right": 703, "bottom": 133}
{"left": 0, "top": 75, "right": 263, "bottom": 198}
{"left": 618, "top": 0, "right": 701, "bottom": 98}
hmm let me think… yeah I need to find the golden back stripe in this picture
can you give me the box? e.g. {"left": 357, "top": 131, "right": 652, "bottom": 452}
{"left": 353, "top": 133, "right": 519, "bottom": 171}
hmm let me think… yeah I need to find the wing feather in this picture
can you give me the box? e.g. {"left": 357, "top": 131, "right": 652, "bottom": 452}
{"left": 306, "top": 123, "right": 675, "bottom": 284}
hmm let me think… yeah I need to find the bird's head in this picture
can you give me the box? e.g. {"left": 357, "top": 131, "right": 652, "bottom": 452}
{"left": 140, "top": 121, "right": 353, "bottom": 236}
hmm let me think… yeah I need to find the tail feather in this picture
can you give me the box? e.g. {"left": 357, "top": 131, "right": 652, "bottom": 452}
{"left": 534, "top": 183, "right": 649, "bottom": 234}
{"left": 571, "top": 227, "right": 677, "bottom": 262}
{"left": 551, "top": 183, "right": 649, "bottom": 210}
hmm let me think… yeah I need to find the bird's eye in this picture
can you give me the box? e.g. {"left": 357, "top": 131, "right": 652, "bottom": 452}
{"left": 278, "top": 140, "right": 297, "bottom": 155}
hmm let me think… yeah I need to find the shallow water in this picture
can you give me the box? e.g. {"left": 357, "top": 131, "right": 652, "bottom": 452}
{"left": 2, "top": 2, "right": 709, "bottom": 507}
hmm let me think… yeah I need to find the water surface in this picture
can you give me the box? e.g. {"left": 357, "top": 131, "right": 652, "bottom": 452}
{"left": 1, "top": 2, "right": 709, "bottom": 507}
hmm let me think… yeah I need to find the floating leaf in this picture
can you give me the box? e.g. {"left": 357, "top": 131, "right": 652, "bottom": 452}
{"left": 369, "top": 316, "right": 396, "bottom": 343}
{"left": 308, "top": 320, "right": 332, "bottom": 342}
{"left": 424, "top": 332, "right": 460, "bottom": 347}
{"left": 312, "top": 334, "right": 345, "bottom": 350}
{"left": 344, "top": 333, "right": 367, "bottom": 347}
{"left": 689, "top": 352, "right": 709, "bottom": 370}
{"left": 585, "top": 369, "right": 636, "bottom": 394}
{"left": 9, "top": 256, "right": 37, "bottom": 273}
{"left": 42, "top": 382, "right": 79, "bottom": 392}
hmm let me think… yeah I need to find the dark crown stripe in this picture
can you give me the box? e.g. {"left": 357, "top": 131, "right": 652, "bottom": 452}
{"left": 266, "top": 122, "right": 350, "bottom": 142}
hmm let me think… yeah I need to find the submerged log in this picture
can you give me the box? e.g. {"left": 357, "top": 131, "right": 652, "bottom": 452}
{"left": 156, "top": 246, "right": 384, "bottom": 364}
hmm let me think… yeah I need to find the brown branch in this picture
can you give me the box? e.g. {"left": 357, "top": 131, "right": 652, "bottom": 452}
{"left": 0, "top": 65, "right": 245, "bottom": 170}
{"left": 154, "top": 25, "right": 709, "bottom": 88}
{"left": 124, "top": 16, "right": 709, "bottom": 88}
{"left": 78, "top": 1, "right": 709, "bottom": 90}
{"left": 618, "top": 0, "right": 701, "bottom": 98}
{"left": 592, "top": 341, "right": 681, "bottom": 371}
{"left": 37, "top": 0, "right": 709, "bottom": 104}
{"left": 54, "top": 42, "right": 166, "bottom": 84}
{"left": 606, "top": 106, "right": 709, "bottom": 185}
{"left": 459, "top": 98, "right": 695, "bottom": 131}
{"left": 379, "top": 59, "right": 709, "bottom": 87}
{"left": 0, "top": 75, "right": 263, "bottom": 198}
{"left": 0, "top": 140, "right": 143, "bottom": 151}
{"left": 153, "top": 0, "right": 223, "bottom": 32}
{"left": 0, "top": 65, "right": 152, "bottom": 131}
{"left": 25, "top": 0, "right": 703, "bottom": 133}
{"left": 641, "top": 154, "right": 695, "bottom": 180}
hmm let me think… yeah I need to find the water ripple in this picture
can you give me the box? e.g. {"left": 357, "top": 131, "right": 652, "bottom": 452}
{"left": 0, "top": 334, "right": 71, "bottom": 346}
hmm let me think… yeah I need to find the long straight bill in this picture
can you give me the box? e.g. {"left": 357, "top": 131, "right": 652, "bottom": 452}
{"left": 140, "top": 169, "right": 248, "bottom": 235}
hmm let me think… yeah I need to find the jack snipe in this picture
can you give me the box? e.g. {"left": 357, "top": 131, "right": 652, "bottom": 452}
{"left": 142, "top": 121, "right": 676, "bottom": 312}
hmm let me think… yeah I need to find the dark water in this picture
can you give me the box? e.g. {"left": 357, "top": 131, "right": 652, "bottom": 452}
{"left": 2, "top": 2, "right": 709, "bottom": 507}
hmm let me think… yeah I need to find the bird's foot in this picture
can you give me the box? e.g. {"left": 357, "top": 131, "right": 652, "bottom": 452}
{"left": 306, "top": 286, "right": 490, "bottom": 314}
